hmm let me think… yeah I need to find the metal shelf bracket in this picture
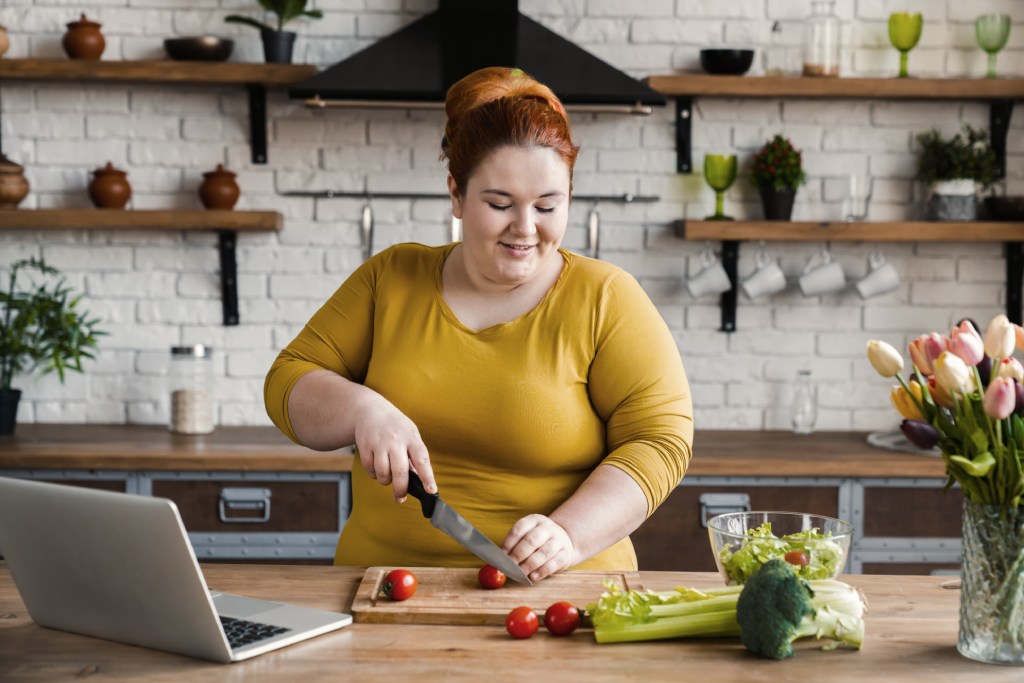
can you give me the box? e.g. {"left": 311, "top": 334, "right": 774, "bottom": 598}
{"left": 674, "top": 97, "right": 693, "bottom": 173}
{"left": 991, "top": 100, "right": 1014, "bottom": 180}
{"left": 247, "top": 84, "right": 268, "bottom": 165}
{"left": 719, "top": 240, "right": 740, "bottom": 333}
{"left": 218, "top": 231, "right": 240, "bottom": 326}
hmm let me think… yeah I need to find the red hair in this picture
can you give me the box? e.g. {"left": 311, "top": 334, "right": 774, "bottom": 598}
{"left": 440, "top": 67, "right": 579, "bottom": 196}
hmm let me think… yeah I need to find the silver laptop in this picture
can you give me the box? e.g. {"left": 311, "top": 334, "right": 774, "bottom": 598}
{"left": 0, "top": 477, "right": 352, "bottom": 663}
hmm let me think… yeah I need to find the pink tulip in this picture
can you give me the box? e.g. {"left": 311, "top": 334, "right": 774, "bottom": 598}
{"left": 908, "top": 333, "right": 946, "bottom": 375}
{"left": 996, "top": 357, "right": 1024, "bottom": 383}
{"left": 983, "top": 377, "right": 1016, "bottom": 420}
{"left": 948, "top": 321, "right": 985, "bottom": 366}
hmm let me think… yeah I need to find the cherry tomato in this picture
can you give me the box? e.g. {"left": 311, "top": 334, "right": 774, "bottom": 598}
{"left": 543, "top": 601, "right": 581, "bottom": 636}
{"left": 784, "top": 550, "right": 810, "bottom": 567}
{"left": 380, "top": 569, "right": 418, "bottom": 601}
{"left": 505, "top": 606, "right": 539, "bottom": 639}
{"left": 478, "top": 564, "right": 507, "bottom": 590}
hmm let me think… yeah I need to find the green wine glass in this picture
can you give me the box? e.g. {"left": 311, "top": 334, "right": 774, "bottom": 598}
{"left": 976, "top": 14, "right": 1011, "bottom": 79}
{"left": 704, "top": 154, "right": 737, "bottom": 221}
{"left": 888, "top": 12, "right": 923, "bottom": 78}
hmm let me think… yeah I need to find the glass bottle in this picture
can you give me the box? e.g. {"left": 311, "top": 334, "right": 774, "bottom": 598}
{"left": 169, "top": 344, "right": 214, "bottom": 435}
{"left": 803, "top": 0, "right": 841, "bottom": 77}
{"left": 791, "top": 369, "right": 817, "bottom": 435}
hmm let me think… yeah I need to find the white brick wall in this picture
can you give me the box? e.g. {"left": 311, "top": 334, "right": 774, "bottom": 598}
{"left": 1, "top": 1, "right": 1022, "bottom": 432}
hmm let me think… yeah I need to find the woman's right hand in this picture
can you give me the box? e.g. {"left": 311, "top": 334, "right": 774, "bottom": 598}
{"left": 352, "top": 394, "right": 437, "bottom": 502}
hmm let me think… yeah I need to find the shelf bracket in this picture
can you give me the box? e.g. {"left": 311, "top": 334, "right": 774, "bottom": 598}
{"left": 719, "top": 240, "right": 740, "bottom": 333}
{"left": 990, "top": 100, "right": 1014, "bottom": 181}
{"left": 1007, "top": 242, "right": 1023, "bottom": 326}
{"left": 674, "top": 97, "right": 693, "bottom": 174}
{"left": 218, "top": 230, "right": 240, "bottom": 326}
{"left": 247, "top": 84, "right": 268, "bottom": 165}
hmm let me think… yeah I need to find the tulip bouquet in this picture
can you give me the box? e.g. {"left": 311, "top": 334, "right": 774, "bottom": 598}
{"left": 866, "top": 315, "right": 1024, "bottom": 509}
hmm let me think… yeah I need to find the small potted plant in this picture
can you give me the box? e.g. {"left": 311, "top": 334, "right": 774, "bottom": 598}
{"left": 225, "top": 0, "right": 323, "bottom": 64}
{"left": 0, "top": 257, "right": 105, "bottom": 435}
{"left": 915, "top": 125, "right": 997, "bottom": 221}
{"left": 750, "top": 134, "right": 807, "bottom": 221}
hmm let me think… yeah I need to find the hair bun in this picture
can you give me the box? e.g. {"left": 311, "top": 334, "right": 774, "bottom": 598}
{"left": 445, "top": 66, "right": 566, "bottom": 123}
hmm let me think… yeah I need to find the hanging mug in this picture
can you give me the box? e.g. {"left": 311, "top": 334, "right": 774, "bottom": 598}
{"left": 799, "top": 248, "right": 846, "bottom": 296}
{"left": 741, "top": 246, "right": 787, "bottom": 300}
{"left": 686, "top": 246, "right": 732, "bottom": 298}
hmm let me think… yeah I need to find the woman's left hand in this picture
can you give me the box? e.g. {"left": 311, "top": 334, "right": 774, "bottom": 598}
{"left": 502, "top": 515, "right": 577, "bottom": 582}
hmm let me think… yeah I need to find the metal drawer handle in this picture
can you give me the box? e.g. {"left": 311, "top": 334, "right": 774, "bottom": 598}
{"left": 700, "top": 493, "right": 751, "bottom": 528}
{"left": 218, "top": 488, "right": 271, "bottom": 523}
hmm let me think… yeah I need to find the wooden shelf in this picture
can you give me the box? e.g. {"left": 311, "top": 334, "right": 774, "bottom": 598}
{"left": 675, "top": 220, "right": 1024, "bottom": 242}
{"left": 645, "top": 74, "right": 1024, "bottom": 99}
{"left": 0, "top": 209, "right": 282, "bottom": 231}
{"left": 0, "top": 58, "right": 317, "bottom": 85}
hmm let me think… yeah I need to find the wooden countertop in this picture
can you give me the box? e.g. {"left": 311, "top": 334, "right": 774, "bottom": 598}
{"left": 0, "top": 425, "right": 946, "bottom": 478}
{"left": 0, "top": 562, "right": 1012, "bottom": 682}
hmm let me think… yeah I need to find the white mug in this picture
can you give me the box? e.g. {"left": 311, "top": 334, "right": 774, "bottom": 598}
{"left": 687, "top": 247, "right": 732, "bottom": 298}
{"left": 741, "top": 247, "right": 787, "bottom": 300}
{"left": 855, "top": 250, "right": 900, "bottom": 299}
{"left": 799, "top": 248, "right": 846, "bottom": 296}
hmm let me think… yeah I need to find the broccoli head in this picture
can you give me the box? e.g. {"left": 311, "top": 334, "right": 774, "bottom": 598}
{"left": 736, "top": 559, "right": 866, "bottom": 660}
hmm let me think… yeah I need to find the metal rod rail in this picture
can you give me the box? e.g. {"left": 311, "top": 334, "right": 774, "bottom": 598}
{"left": 281, "top": 191, "right": 659, "bottom": 203}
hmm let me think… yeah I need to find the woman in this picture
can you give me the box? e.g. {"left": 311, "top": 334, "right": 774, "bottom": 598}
{"left": 265, "top": 67, "right": 692, "bottom": 582}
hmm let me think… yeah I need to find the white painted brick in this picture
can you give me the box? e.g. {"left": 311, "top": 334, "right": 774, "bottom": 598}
{"left": 695, "top": 408, "right": 763, "bottom": 429}
{"left": 823, "top": 127, "right": 911, "bottom": 153}
{"left": 864, "top": 306, "right": 958, "bottom": 331}
{"left": 782, "top": 101, "right": 872, "bottom": 125}
{"left": 182, "top": 117, "right": 247, "bottom": 143}
{"left": 129, "top": 141, "right": 225, "bottom": 167}
{"left": 322, "top": 146, "right": 412, "bottom": 172}
{"left": 130, "top": 89, "right": 220, "bottom": 114}
{"left": 591, "top": 0, "right": 673, "bottom": 17}
{"left": 101, "top": 323, "right": 181, "bottom": 351}
{"left": 36, "top": 140, "right": 128, "bottom": 166}
{"left": 690, "top": 383, "right": 725, "bottom": 406}
{"left": 545, "top": 17, "right": 629, "bottom": 43}
{"left": 226, "top": 350, "right": 280, "bottom": 378}
{"left": 730, "top": 329, "right": 815, "bottom": 356}
{"left": 727, "top": 382, "right": 783, "bottom": 408}
{"left": 3, "top": 112, "right": 84, "bottom": 139}
{"left": 34, "top": 402, "right": 88, "bottom": 423}
{"left": 959, "top": 258, "right": 1008, "bottom": 284}
{"left": 86, "top": 113, "right": 179, "bottom": 140}
{"left": 910, "top": 281, "right": 1003, "bottom": 306}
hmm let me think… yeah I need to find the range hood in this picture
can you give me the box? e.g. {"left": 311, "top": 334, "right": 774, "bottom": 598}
{"left": 290, "top": 0, "right": 665, "bottom": 114}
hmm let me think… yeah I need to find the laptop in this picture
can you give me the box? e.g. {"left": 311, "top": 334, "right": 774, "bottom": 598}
{"left": 0, "top": 477, "right": 352, "bottom": 663}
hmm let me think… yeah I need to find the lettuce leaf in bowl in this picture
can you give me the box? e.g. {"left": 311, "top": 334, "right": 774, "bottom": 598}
{"left": 718, "top": 522, "right": 846, "bottom": 584}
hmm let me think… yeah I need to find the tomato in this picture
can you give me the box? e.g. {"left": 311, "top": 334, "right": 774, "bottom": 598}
{"left": 380, "top": 569, "right": 418, "bottom": 601}
{"left": 478, "top": 564, "right": 507, "bottom": 590}
{"left": 784, "top": 550, "right": 810, "bottom": 567}
{"left": 505, "top": 606, "right": 539, "bottom": 639}
{"left": 543, "top": 601, "right": 581, "bottom": 636}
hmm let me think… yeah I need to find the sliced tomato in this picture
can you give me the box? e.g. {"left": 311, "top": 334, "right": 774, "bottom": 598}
{"left": 478, "top": 564, "right": 507, "bottom": 590}
{"left": 784, "top": 550, "right": 810, "bottom": 567}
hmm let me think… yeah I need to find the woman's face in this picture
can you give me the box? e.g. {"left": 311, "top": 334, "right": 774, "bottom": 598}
{"left": 448, "top": 145, "right": 570, "bottom": 288}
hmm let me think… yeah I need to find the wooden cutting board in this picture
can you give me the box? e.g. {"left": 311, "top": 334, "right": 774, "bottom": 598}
{"left": 351, "top": 567, "right": 645, "bottom": 625}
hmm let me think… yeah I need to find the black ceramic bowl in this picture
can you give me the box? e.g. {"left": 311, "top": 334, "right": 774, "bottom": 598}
{"left": 700, "top": 49, "right": 755, "bottom": 75}
{"left": 164, "top": 36, "right": 234, "bottom": 62}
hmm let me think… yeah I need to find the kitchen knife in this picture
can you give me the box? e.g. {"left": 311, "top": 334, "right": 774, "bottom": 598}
{"left": 406, "top": 471, "right": 533, "bottom": 586}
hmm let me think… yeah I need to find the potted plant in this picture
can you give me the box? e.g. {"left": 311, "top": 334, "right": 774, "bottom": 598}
{"left": 750, "top": 134, "right": 807, "bottom": 221}
{"left": 225, "top": 0, "right": 323, "bottom": 64}
{"left": 0, "top": 257, "right": 105, "bottom": 435}
{"left": 915, "top": 124, "right": 997, "bottom": 221}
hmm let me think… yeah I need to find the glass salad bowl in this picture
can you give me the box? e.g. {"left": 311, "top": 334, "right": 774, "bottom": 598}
{"left": 707, "top": 511, "right": 853, "bottom": 585}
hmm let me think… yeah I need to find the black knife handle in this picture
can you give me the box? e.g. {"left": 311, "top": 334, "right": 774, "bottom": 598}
{"left": 406, "top": 471, "right": 437, "bottom": 519}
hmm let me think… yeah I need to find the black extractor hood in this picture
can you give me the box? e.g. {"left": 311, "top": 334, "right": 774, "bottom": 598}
{"left": 290, "top": 0, "right": 665, "bottom": 114}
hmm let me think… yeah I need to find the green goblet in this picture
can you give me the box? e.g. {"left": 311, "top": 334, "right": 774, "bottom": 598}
{"left": 704, "top": 154, "right": 737, "bottom": 221}
{"left": 888, "top": 12, "right": 923, "bottom": 78}
{"left": 976, "top": 14, "right": 1011, "bottom": 78}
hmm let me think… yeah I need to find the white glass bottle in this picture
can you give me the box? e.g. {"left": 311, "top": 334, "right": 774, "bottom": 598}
{"left": 791, "top": 369, "right": 818, "bottom": 435}
{"left": 803, "top": 0, "right": 841, "bottom": 77}
{"left": 169, "top": 344, "right": 214, "bottom": 435}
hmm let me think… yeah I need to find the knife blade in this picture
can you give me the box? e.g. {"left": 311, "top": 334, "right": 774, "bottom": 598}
{"left": 406, "top": 471, "right": 533, "bottom": 586}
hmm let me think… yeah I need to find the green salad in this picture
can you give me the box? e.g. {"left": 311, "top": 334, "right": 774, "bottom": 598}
{"left": 717, "top": 521, "right": 846, "bottom": 584}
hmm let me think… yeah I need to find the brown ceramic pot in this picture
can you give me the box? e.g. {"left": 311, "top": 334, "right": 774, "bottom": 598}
{"left": 0, "top": 154, "right": 30, "bottom": 209}
{"left": 88, "top": 162, "right": 131, "bottom": 209}
{"left": 199, "top": 164, "right": 240, "bottom": 210}
{"left": 0, "top": 25, "right": 10, "bottom": 59}
{"left": 62, "top": 14, "right": 105, "bottom": 60}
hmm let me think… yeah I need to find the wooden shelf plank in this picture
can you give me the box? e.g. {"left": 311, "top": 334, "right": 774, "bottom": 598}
{"left": 0, "top": 209, "right": 283, "bottom": 231}
{"left": 675, "top": 220, "right": 1024, "bottom": 242}
{"left": 646, "top": 74, "right": 1024, "bottom": 99}
{"left": 0, "top": 59, "right": 317, "bottom": 85}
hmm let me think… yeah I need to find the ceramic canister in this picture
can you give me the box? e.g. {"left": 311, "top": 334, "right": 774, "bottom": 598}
{"left": 199, "top": 164, "right": 240, "bottom": 210}
{"left": 0, "top": 154, "right": 30, "bottom": 209}
{"left": 62, "top": 14, "right": 105, "bottom": 60}
{"left": 88, "top": 162, "right": 131, "bottom": 209}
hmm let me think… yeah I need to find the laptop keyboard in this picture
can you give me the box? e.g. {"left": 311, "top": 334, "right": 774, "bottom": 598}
{"left": 219, "top": 615, "right": 291, "bottom": 649}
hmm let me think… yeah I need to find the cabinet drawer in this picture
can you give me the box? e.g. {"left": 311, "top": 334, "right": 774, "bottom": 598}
{"left": 632, "top": 484, "right": 840, "bottom": 572}
{"left": 151, "top": 480, "right": 341, "bottom": 533}
{"left": 862, "top": 486, "right": 962, "bottom": 538}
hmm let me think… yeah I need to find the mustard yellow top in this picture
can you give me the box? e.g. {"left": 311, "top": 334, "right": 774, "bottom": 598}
{"left": 265, "top": 243, "right": 693, "bottom": 570}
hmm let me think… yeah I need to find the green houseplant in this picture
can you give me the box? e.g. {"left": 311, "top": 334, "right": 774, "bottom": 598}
{"left": 225, "top": 0, "right": 323, "bottom": 64}
{"left": 915, "top": 124, "right": 997, "bottom": 221}
{"left": 0, "top": 257, "right": 105, "bottom": 435}
{"left": 750, "top": 134, "right": 807, "bottom": 221}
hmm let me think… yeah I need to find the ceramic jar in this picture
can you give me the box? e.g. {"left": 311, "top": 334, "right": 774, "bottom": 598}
{"left": 0, "top": 154, "right": 30, "bottom": 209}
{"left": 88, "top": 162, "right": 131, "bottom": 209}
{"left": 199, "top": 164, "right": 240, "bottom": 210}
{"left": 62, "top": 14, "right": 105, "bottom": 60}
{"left": 0, "top": 25, "right": 10, "bottom": 59}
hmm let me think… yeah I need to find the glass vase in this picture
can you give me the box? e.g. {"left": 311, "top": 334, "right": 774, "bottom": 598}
{"left": 958, "top": 500, "right": 1024, "bottom": 665}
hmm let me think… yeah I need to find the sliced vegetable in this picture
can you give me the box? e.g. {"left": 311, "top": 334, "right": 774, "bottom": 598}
{"left": 506, "top": 606, "right": 539, "bottom": 639}
{"left": 718, "top": 521, "right": 846, "bottom": 583}
{"left": 478, "top": 564, "right": 507, "bottom": 590}
{"left": 380, "top": 569, "right": 418, "bottom": 601}
{"left": 784, "top": 550, "right": 809, "bottom": 567}
{"left": 543, "top": 602, "right": 581, "bottom": 636}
